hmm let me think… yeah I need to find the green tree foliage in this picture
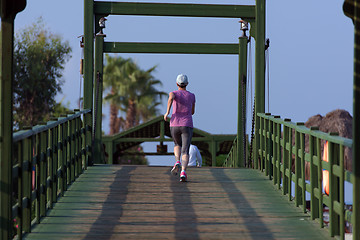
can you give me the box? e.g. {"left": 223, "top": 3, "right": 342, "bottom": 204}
{"left": 103, "top": 54, "right": 166, "bottom": 133}
{"left": 13, "top": 18, "right": 72, "bottom": 128}
{"left": 103, "top": 54, "right": 166, "bottom": 165}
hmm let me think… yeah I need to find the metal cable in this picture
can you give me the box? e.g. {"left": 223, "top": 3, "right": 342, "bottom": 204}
{"left": 266, "top": 46, "right": 270, "bottom": 113}
{"left": 248, "top": 38, "right": 253, "bottom": 115}
{"left": 242, "top": 75, "right": 246, "bottom": 167}
{"left": 248, "top": 98, "right": 256, "bottom": 168}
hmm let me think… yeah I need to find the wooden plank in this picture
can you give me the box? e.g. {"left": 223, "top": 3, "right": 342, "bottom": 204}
{"left": 24, "top": 165, "right": 331, "bottom": 239}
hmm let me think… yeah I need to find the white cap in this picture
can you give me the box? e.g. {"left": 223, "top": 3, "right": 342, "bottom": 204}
{"left": 176, "top": 74, "right": 188, "bottom": 87}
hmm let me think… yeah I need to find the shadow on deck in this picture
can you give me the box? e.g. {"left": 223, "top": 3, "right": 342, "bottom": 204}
{"left": 24, "top": 165, "right": 330, "bottom": 239}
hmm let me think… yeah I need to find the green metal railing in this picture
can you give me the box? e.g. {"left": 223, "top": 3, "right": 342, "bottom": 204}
{"left": 224, "top": 112, "right": 355, "bottom": 239}
{"left": 223, "top": 138, "right": 238, "bottom": 168}
{"left": 11, "top": 109, "right": 91, "bottom": 239}
{"left": 256, "top": 113, "right": 353, "bottom": 239}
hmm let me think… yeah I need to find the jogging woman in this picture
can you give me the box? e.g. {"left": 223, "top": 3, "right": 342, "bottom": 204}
{"left": 164, "top": 74, "right": 196, "bottom": 182}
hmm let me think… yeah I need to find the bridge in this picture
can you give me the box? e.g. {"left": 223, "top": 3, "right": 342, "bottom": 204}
{"left": 0, "top": 1, "right": 359, "bottom": 240}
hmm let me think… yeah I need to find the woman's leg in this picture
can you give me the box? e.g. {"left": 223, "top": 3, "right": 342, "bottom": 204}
{"left": 170, "top": 127, "right": 182, "bottom": 162}
{"left": 180, "top": 127, "right": 193, "bottom": 172}
{"left": 174, "top": 145, "right": 181, "bottom": 161}
{"left": 170, "top": 127, "right": 183, "bottom": 175}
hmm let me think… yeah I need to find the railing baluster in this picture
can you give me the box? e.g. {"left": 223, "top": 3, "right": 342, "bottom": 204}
{"left": 272, "top": 119, "right": 276, "bottom": 184}
{"left": 35, "top": 132, "right": 40, "bottom": 224}
{"left": 287, "top": 121, "right": 293, "bottom": 202}
{"left": 22, "top": 136, "right": 31, "bottom": 233}
{"left": 294, "top": 127, "right": 300, "bottom": 207}
{"left": 276, "top": 119, "right": 281, "bottom": 189}
{"left": 300, "top": 131, "right": 306, "bottom": 213}
{"left": 10, "top": 110, "right": 90, "bottom": 238}
{"left": 264, "top": 114, "right": 268, "bottom": 175}
{"left": 76, "top": 114, "right": 81, "bottom": 176}
{"left": 48, "top": 126, "right": 54, "bottom": 209}
{"left": 52, "top": 124, "right": 58, "bottom": 204}
{"left": 316, "top": 137, "right": 324, "bottom": 228}
{"left": 254, "top": 113, "right": 352, "bottom": 240}
{"left": 328, "top": 140, "right": 335, "bottom": 236}
{"left": 17, "top": 140, "right": 23, "bottom": 239}
{"left": 339, "top": 144, "right": 345, "bottom": 239}
{"left": 329, "top": 133, "right": 340, "bottom": 237}
{"left": 40, "top": 129, "right": 47, "bottom": 217}
{"left": 63, "top": 120, "right": 69, "bottom": 189}
{"left": 58, "top": 122, "right": 65, "bottom": 196}
{"left": 267, "top": 114, "right": 273, "bottom": 180}
{"left": 70, "top": 117, "right": 75, "bottom": 182}
{"left": 283, "top": 121, "right": 289, "bottom": 195}
{"left": 309, "top": 128, "right": 319, "bottom": 220}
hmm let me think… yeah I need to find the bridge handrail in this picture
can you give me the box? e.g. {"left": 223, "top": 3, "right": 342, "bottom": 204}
{"left": 257, "top": 113, "right": 352, "bottom": 147}
{"left": 223, "top": 137, "right": 237, "bottom": 168}
{"left": 256, "top": 112, "right": 353, "bottom": 239}
{"left": 11, "top": 109, "right": 92, "bottom": 238}
{"left": 13, "top": 109, "right": 91, "bottom": 142}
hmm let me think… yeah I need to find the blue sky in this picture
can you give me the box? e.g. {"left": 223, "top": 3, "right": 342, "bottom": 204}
{"left": 14, "top": 1, "right": 354, "bottom": 165}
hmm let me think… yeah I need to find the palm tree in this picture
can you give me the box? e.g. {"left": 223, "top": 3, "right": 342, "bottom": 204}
{"left": 103, "top": 54, "right": 166, "bottom": 133}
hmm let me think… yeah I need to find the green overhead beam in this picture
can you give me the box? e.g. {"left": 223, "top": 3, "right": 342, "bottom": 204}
{"left": 94, "top": 1, "right": 255, "bottom": 19}
{"left": 103, "top": 42, "right": 239, "bottom": 55}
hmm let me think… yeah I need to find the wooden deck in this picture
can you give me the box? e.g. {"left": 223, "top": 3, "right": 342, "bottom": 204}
{"left": 24, "top": 165, "right": 330, "bottom": 239}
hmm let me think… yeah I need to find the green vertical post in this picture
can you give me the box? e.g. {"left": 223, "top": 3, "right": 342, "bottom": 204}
{"left": 283, "top": 121, "right": 289, "bottom": 196}
{"left": 58, "top": 123, "right": 64, "bottom": 196}
{"left": 22, "top": 136, "right": 31, "bottom": 233}
{"left": 73, "top": 117, "right": 78, "bottom": 177}
{"left": 75, "top": 115, "right": 81, "bottom": 176}
{"left": 238, "top": 33, "right": 248, "bottom": 168}
{"left": 353, "top": 2, "right": 360, "bottom": 239}
{"left": 51, "top": 123, "right": 58, "bottom": 203}
{"left": 84, "top": 0, "right": 94, "bottom": 165}
{"left": 272, "top": 120, "right": 277, "bottom": 185}
{"left": 275, "top": 117, "right": 281, "bottom": 189}
{"left": 329, "top": 137, "right": 340, "bottom": 237}
{"left": 328, "top": 141, "right": 335, "bottom": 237}
{"left": 16, "top": 141, "right": 23, "bottom": 238}
{"left": 40, "top": 129, "right": 47, "bottom": 217}
{"left": 94, "top": 34, "right": 104, "bottom": 163}
{"left": 0, "top": 14, "right": 13, "bottom": 240}
{"left": 316, "top": 137, "right": 324, "bottom": 228}
{"left": 300, "top": 132, "right": 306, "bottom": 213}
{"left": 264, "top": 115, "right": 269, "bottom": 176}
{"left": 294, "top": 128, "right": 300, "bottom": 207}
{"left": 66, "top": 120, "right": 71, "bottom": 185}
{"left": 309, "top": 129, "right": 319, "bottom": 220}
{"left": 254, "top": 0, "right": 266, "bottom": 174}
{"left": 211, "top": 138, "right": 216, "bottom": 167}
{"left": 82, "top": 113, "right": 88, "bottom": 170}
{"left": 339, "top": 144, "right": 345, "bottom": 239}
{"left": 35, "top": 133, "right": 40, "bottom": 224}
{"left": 0, "top": 1, "right": 26, "bottom": 238}
{"left": 106, "top": 141, "right": 113, "bottom": 164}
{"left": 47, "top": 127, "right": 53, "bottom": 208}
{"left": 70, "top": 118, "right": 75, "bottom": 182}
{"left": 160, "top": 119, "right": 165, "bottom": 139}
{"left": 287, "top": 120, "right": 292, "bottom": 202}
{"left": 267, "top": 114, "right": 273, "bottom": 180}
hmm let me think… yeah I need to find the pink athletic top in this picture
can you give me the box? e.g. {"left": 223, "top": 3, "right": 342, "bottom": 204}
{"left": 170, "top": 90, "right": 195, "bottom": 128}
